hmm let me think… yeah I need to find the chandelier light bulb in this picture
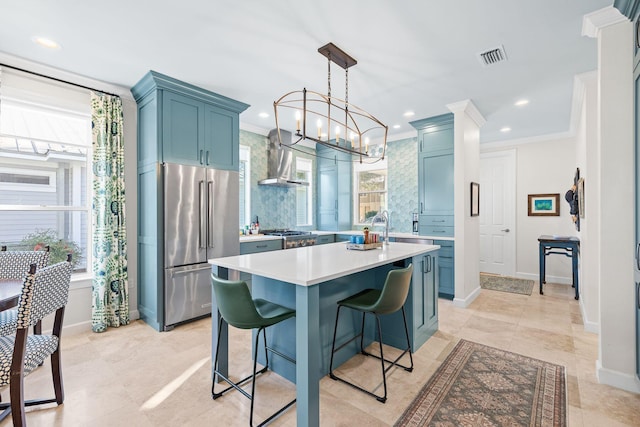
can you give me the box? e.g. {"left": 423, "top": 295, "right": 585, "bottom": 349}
{"left": 295, "top": 111, "right": 301, "bottom": 131}
{"left": 317, "top": 119, "right": 322, "bottom": 139}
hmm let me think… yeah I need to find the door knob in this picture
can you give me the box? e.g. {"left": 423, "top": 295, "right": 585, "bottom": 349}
{"left": 501, "top": 228, "right": 510, "bottom": 232}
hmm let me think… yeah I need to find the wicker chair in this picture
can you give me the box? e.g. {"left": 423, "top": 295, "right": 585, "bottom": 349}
{"left": 0, "top": 258, "right": 73, "bottom": 426}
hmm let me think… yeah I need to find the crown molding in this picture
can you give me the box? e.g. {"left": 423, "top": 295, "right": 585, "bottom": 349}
{"left": 240, "top": 122, "right": 271, "bottom": 136}
{"left": 446, "top": 99, "right": 486, "bottom": 128}
{"left": 613, "top": 0, "right": 640, "bottom": 20}
{"left": 582, "top": 6, "right": 627, "bottom": 38}
{"left": 480, "top": 130, "right": 575, "bottom": 151}
{"left": 568, "top": 71, "right": 597, "bottom": 135}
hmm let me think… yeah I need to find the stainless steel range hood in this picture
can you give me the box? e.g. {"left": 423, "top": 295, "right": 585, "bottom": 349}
{"left": 258, "top": 129, "right": 309, "bottom": 187}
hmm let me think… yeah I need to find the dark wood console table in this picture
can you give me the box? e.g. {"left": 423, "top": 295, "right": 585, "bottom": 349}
{"left": 538, "top": 235, "right": 580, "bottom": 300}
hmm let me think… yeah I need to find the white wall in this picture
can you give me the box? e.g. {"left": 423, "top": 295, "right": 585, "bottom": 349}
{"left": 481, "top": 137, "right": 577, "bottom": 283}
{"left": 449, "top": 100, "right": 483, "bottom": 307}
{"left": 595, "top": 17, "right": 638, "bottom": 392}
{"left": 575, "top": 71, "right": 600, "bottom": 333}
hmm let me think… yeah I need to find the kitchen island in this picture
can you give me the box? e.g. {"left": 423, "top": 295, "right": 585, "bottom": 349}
{"left": 209, "top": 241, "right": 440, "bottom": 427}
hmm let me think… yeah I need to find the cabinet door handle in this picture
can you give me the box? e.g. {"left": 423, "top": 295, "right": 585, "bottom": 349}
{"left": 636, "top": 19, "right": 640, "bottom": 49}
{"left": 420, "top": 202, "right": 424, "bottom": 214}
{"left": 501, "top": 228, "right": 510, "bottom": 232}
{"left": 206, "top": 151, "right": 210, "bottom": 165}
{"left": 637, "top": 282, "right": 640, "bottom": 309}
{"left": 636, "top": 243, "right": 640, "bottom": 270}
{"left": 256, "top": 244, "right": 268, "bottom": 249}
{"left": 199, "top": 149, "right": 204, "bottom": 165}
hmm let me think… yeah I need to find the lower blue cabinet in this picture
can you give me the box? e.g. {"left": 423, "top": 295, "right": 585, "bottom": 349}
{"left": 434, "top": 240, "right": 454, "bottom": 299}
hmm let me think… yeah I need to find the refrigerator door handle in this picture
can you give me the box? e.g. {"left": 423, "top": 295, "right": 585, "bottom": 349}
{"left": 168, "top": 265, "right": 212, "bottom": 277}
{"left": 208, "top": 180, "right": 215, "bottom": 249}
{"left": 199, "top": 180, "right": 206, "bottom": 249}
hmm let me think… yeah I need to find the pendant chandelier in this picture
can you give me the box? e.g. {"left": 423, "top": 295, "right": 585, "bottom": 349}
{"left": 273, "top": 43, "right": 388, "bottom": 163}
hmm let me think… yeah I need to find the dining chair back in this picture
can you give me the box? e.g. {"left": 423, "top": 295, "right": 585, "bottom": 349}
{"left": 0, "top": 257, "right": 73, "bottom": 426}
{"left": 0, "top": 248, "right": 50, "bottom": 280}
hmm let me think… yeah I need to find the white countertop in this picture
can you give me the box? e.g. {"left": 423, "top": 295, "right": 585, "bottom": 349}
{"left": 312, "top": 230, "right": 455, "bottom": 242}
{"left": 210, "top": 241, "right": 440, "bottom": 287}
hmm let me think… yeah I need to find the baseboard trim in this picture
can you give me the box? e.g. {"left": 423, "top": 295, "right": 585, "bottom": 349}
{"left": 596, "top": 360, "right": 640, "bottom": 393}
{"left": 516, "top": 272, "right": 572, "bottom": 285}
{"left": 61, "top": 309, "right": 141, "bottom": 336}
{"left": 452, "top": 286, "right": 481, "bottom": 308}
{"left": 579, "top": 299, "right": 599, "bottom": 334}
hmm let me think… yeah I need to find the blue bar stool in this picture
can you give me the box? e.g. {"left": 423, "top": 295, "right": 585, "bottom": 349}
{"left": 329, "top": 264, "right": 414, "bottom": 403}
{"left": 211, "top": 275, "right": 296, "bottom": 426}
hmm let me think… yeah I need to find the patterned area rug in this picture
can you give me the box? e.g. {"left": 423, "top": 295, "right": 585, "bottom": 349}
{"left": 395, "top": 339, "right": 566, "bottom": 427}
{"left": 480, "top": 273, "right": 534, "bottom": 296}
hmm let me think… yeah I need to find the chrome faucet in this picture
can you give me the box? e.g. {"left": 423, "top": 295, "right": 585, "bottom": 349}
{"left": 371, "top": 210, "right": 390, "bottom": 245}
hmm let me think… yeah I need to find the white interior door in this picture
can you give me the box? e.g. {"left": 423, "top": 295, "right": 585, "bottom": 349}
{"left": 479, "top": 150, "right": 516, "bottom": 276}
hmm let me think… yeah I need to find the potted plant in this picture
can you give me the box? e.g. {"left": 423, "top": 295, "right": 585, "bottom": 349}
{"left": 19, "top": 228, "right": 82, "bottom": 268}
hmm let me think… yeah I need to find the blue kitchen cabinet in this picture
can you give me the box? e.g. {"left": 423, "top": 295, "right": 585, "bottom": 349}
{"left": 411, "top": 114, "right": 454, "bottom": 238}
{"left": 134, "top": 70, "right": 246, "bottom": 171}
{"left": 411, "top": 251, "right": 439, "bottom": 347}
{"left": 315, "top": 234, "right": 336, "bottom": 245}
{"left": 240, "top": 239, "right": 283, "bottom": 254}
{"left": 434, "top": 240, "right": 454, "bottom": 299}
{"left": 131, "top": 71, "right": 248, "bottom": 331}
{"left": 335, "top": 234, "right": 352, "bottom": 242}
{"left": 316, "top": 145, "right": 352, "bottom": 231}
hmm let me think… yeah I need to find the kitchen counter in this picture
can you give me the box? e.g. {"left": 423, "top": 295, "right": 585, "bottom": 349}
{"left": 314, "top": 230, "right": 455, "bottom": 241}
{"left": 238, "top": 234, "right": 283, "bottom": 243}
{"left": 209, "top": 241, "right": 440, "bottom": 426}
{"left": 210, "top": 241, "right": 439, "bottom": 286}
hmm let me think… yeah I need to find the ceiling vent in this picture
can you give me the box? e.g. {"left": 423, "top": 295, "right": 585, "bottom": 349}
{"left": 477, "top": 45, "right": 508, "bottom": 67}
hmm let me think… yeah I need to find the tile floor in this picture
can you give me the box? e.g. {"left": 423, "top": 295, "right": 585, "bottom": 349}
{"left": 4, "top": 282, "right": 640, "bottom": 426}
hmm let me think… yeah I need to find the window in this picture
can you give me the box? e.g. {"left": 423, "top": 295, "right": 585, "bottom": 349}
{"left": 354, "top": 159, "right": 388, "bottom": 225}
{"left": 239, "top": 145, "right": 251, "bottom": 228}
{"left": 296, "top": 157, "right": 313, "bottom": 226}
{"left": 0, "top": 67, "right": 91, "bottom": 272}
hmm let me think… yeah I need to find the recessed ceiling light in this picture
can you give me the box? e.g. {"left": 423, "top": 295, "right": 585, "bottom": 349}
{"left": 258, "top": 112, "right": 269, "bottom": 118}
{"left": 500, "top": 127, "right": 511, "bottom": 133}
{"left": 32, "top": 36, "right": 61, "bottom": 50}
{"left": 393, "top": 124, "right": 401, "bottom": 129}
{"left": 514, "top": 99, "right": 529, "bottom": 107}
{"left": 403, "top": 111, "right": 415, "bottom": 117}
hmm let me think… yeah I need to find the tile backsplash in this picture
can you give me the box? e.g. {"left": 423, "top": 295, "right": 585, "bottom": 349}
{"left": 241, "top": 129, "right": 417, "bottom": 232}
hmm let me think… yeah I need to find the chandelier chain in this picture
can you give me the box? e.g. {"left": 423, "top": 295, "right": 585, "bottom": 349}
{"left": 345, "top": 68, "right": 348, "bottom": 106}
{"left": 327, "top": 54, "right": 331, "bottom": 100}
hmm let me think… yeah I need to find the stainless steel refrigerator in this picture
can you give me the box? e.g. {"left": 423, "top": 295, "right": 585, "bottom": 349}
{"left": 163, "top": 162, "right": 239, "bottom": 330}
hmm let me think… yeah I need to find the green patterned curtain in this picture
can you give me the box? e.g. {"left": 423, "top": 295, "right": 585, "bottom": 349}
{"left": 91, "top": 93, "right": 129, "bottom": 333}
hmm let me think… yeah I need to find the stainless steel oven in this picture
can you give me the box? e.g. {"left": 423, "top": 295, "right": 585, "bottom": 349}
{"left": 262, "top": 230, "right": 318, "bottom": 249}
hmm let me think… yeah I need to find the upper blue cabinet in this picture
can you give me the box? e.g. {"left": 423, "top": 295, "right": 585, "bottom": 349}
{"left": 131, "top": 71, "right": 249, "bottom": 171}
{"left": 410, "top": 113, "right": 454, "bottom": 237}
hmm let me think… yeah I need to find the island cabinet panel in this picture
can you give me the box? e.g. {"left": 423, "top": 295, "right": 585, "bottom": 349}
{"left": 435, "top": 240, "right": 454, "bottom": 299}
{"left": 246, "top": 253, "right": 439, "bottom": 383}
{"left": 316, "top": 145, "right": 352, "bottom": 231}
{"left": 131, "top": 70, "right": 248, "bottom": 331}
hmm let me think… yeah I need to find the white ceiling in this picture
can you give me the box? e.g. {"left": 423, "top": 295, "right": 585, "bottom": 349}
{"left": 0, "top": 0, "right": 612, "bottom": 143}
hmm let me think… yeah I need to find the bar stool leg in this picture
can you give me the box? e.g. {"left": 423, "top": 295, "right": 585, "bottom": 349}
{"left": 374, "top": 314, "right": 387, "bottom": 403}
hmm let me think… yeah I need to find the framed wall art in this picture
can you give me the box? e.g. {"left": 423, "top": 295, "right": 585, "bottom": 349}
{"left": 527, "top": 193, "right": 560, "bottom": 216}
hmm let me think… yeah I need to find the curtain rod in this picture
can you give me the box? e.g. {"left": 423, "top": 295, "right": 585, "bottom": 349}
{"left": 0, "top": 62, "right": 121, "bottom": 98}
